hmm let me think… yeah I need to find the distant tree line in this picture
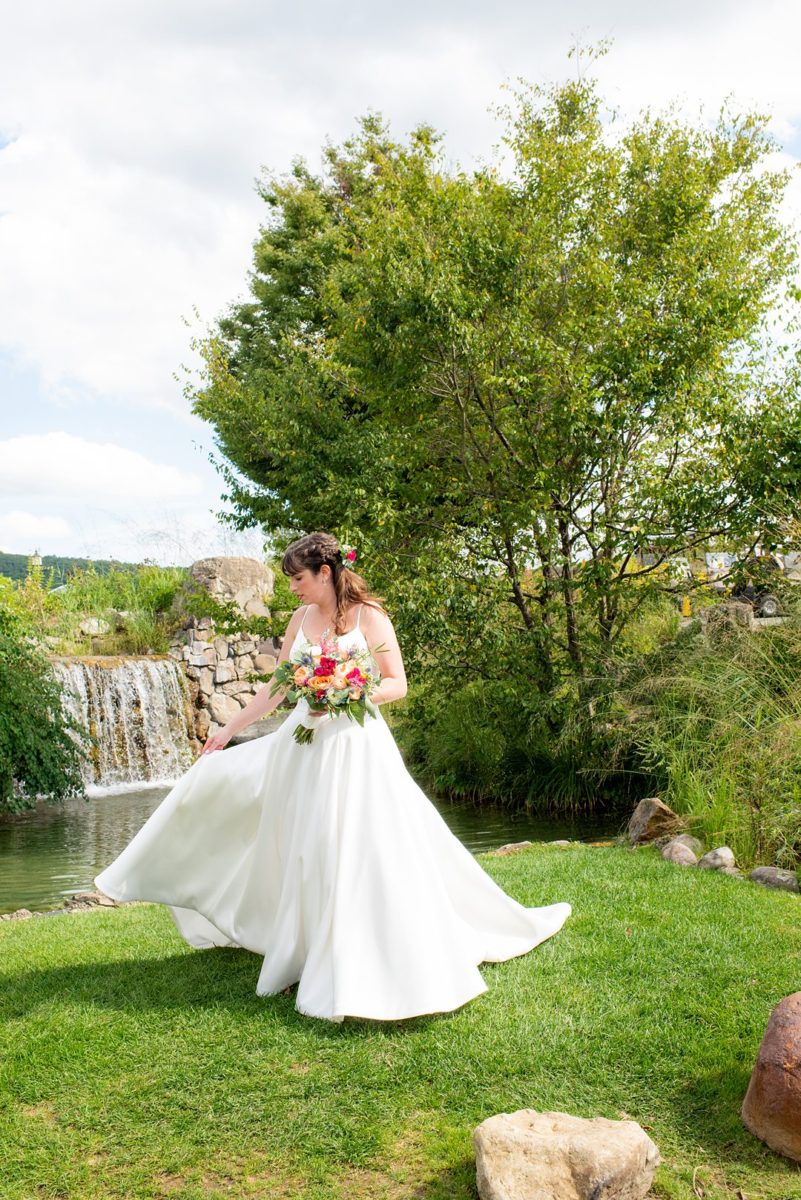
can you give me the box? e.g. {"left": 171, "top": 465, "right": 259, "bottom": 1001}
{"left": 0, "top": 553, "right": 144, "bottom": 587}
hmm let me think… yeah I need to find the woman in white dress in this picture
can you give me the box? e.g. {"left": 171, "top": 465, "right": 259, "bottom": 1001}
{"left": 95, "top": 531, "right": 571, "bottom": 1023}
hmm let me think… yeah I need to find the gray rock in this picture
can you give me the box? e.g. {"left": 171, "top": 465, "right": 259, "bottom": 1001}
{"left": 627, "top": 797, "right": 682, "bottom": 845}
{"left": 188, "top": 554, "right": 272, "bottom": 614}
{"left": 229, "top": 715, "right": 284, "bottom": 744}
{"left": 214, "top": 662, "right": 237, "bottom": 684}
{"left": 474, "top": 1109, "right": 660, "bottom": 1200}
{"left": 242, "top": 597, "right": 270, "bottom": 617}
{"left": 698, "top": 847, "right": 736, "bottom": 871}
{"left": 253, "top": 653, "right": 276, "bottom": 673}
{"left": 208, "top": 693, "right": 241, "bottom": 725}
{"left": 78, "top": 616, "right": 111, "bottom": 636}
{"left": 661, "top": 841, "right": 698, "bottom": 867}
{"left": 194, "top": 709, "right": 210, "bottom": 739}
{"left": 220, "top": 681, "right": 254, "bottom": 696}
{"left": 750, "top": 867, "right": 800, "bottom": 894}
{"left": 671, "top": 833, "right": 704, "bottom": 856}
{"left": 486, "top": 841, "right": 533, "bottom": 857}
{"left": 198, "top": 667, "right": 215, "bottom": 695}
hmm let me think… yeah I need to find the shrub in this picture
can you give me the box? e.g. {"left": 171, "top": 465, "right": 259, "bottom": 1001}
{"left": 0, "top": 607, "right": 89, "bottom": 815}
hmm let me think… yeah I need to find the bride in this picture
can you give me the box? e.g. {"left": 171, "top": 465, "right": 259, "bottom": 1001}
{"left": 95, "top": 531, "right": 571, "bottom": 1023}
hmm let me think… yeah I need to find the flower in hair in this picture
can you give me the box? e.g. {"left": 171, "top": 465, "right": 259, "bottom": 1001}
{"left": 340, "top": 543, "right": 357, "bottom": 566}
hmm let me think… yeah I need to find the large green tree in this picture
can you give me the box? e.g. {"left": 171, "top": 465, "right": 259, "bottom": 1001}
{"left": 191, "top": 56, "right": 801, "bottom": 704}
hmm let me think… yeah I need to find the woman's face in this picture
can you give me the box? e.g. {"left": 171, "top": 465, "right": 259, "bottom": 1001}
{"left": 288, "top": 565, "right": 331, "bottom": 605}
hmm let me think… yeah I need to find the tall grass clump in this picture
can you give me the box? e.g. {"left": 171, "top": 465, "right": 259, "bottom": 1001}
{"left": 2, "top": 562, "right": 191, "bottom": 656}
{"left": 614, "top": 600, "right": 801, "bottom": 867}
{"left": 395, "top": 675, "right": 634, "bottom": 816}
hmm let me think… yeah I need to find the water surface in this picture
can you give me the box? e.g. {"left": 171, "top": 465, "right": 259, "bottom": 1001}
{"left": 0, "top": 778, "right": 624, "bottom": 915}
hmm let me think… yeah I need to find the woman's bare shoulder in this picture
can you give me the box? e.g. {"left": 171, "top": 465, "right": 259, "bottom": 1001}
{"left": 361, "top": 602, "right": 397, "bottom": 640}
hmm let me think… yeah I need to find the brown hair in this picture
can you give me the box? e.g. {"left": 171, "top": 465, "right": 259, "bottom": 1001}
{"left": 281, "top": 531, "right": 387, "bottom": 636}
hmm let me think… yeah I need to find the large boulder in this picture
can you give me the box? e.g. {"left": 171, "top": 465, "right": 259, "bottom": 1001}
{"left": 474, "top": 1109, "right": 660, "bottom": 1200}
{"left": 741, "top": 993, "right": 801, "bottom": 1162}
{"left": 188, "top": 557, "right": 274, "bottom": 617}
{"left": 627, "top": 798, "right": 682, "bottom": 845}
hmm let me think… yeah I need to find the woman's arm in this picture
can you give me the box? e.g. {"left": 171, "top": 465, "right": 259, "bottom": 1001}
{"left": 200, "top": 607, "right": 306, "bottom": 754}
{"left": 364, "top": 607, "right": 407, "bottom": 706}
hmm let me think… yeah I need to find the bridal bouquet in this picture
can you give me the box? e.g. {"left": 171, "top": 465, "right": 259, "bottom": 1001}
{"left": 270, "top": 633, "right": 383, "bottom": 745}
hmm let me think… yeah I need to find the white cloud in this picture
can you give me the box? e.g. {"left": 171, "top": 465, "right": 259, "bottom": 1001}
{"left": 0, "top": 0, "right": 800, "bottom": 566}
{"left": 0, "top": 510, "right": 72, "bottom": 548}
{"left": 1, "top": 1, "right": 799, "bottom": 423}
{"left": 0, "top": 432, "right": 203, "bottom": 501}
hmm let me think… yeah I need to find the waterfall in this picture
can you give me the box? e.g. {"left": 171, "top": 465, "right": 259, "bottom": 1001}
{"left": 51, "top": 657, "right": 195, "bottom": 787}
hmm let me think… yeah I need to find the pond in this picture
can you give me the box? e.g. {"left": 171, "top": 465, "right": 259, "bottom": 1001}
{"left": 0, "top": 781, "right": 625, "bottom": 915}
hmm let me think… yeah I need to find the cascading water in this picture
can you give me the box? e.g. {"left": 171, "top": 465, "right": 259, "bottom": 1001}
{"left": 51, "top": 657, "right": 195, "bottom": 787}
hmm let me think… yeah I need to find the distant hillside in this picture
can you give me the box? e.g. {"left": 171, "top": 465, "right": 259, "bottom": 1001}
{"left": 0, "top": 552, "right": 147, "bottom": 587}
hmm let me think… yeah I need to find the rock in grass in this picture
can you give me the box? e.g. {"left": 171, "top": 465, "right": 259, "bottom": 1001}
{"left": 742, "top": 992, "right": 801, "bottom": 1162}
{"left": 474, "top": 1109, "right": 660, "bottom": 1200}
{"left": 486, "top": 841, "right": 533, "bottom": 857}
{"left": 627, "top": 797, "right": 682, "bottom": 845}
{"left": 661, "top": 840, "right": 698, "bottom": 867}
{"left": 698, "top": 847, "right": 736, "bottom": 871}
{"left": 671, "top": 833, "right": 704, "bottom": 856}
{"left": 750, "top": 867, "right": 800, "bottom": 894}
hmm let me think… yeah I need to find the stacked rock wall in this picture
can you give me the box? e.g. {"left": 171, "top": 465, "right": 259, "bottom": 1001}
{"left": 166, "top": 557, "right": 283, "bottom": 753}
{"left": 168, "top": 617, "right": 280, "bottom": 751}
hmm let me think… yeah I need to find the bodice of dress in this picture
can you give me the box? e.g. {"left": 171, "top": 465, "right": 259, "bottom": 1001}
{"left": 289, "top": 625, "right": 370, "bottom": 660}
{"left": 288, "top": 606, "right": 375, "bottom": 670}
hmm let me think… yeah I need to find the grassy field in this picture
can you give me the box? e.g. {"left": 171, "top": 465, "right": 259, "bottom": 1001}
{"left": 1, "top": 845, "right": 800, "bottom": 1200}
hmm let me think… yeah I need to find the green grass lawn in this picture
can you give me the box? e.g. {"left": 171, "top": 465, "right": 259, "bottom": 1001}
{"left": 2, "top": 845, "right": 800, "bottom": 1200}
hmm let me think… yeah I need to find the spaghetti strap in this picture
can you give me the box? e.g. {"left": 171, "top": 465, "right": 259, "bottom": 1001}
{"left": 356, "top": 604, "right": 363, "bottom": 630}
{"left": 299, "top": 606, "right": 309, "bottom": 635}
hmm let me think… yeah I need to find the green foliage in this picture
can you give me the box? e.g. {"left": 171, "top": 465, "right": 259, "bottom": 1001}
{"left": 4, "top": 561, "right": 191, "bottom": 657}
{"left": 607, "top": 598, "right": 801, "bottom": 866}
{"left": 0, "top": 608, "right": 89, "bottom": 815}
{"left": 188, "top": 49, "right": 801, "bottom": 825}
{"left": 3, "top": 851, "right": 801, "bottom": 1199}
{"left": 0, "top": 551, "right": 142, "bottom": 586}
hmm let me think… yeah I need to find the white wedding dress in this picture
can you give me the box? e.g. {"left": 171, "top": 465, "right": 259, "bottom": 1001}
{"left": 95, "top": 605, "right": 571, "bottom": 1022}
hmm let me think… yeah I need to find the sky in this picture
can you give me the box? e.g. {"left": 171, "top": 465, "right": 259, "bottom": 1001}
{"left": 1, "top": 0, "right": 800, "bottom": 567}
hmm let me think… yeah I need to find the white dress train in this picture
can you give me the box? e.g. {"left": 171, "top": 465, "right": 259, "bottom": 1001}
{"left": 95, "top": 605, "right": 571, "bottom": 1022}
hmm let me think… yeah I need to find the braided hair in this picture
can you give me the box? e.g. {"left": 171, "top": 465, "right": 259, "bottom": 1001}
{"left": 281, "top": 531, "right": 386, "bottom": 635}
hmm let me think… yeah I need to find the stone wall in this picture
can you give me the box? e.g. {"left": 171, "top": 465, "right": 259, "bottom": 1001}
{"left": 168, "top": 616, "right": 280, "bottom": 750}
{"left": 166, "top": 557, "right": 283, "bottom": 752}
